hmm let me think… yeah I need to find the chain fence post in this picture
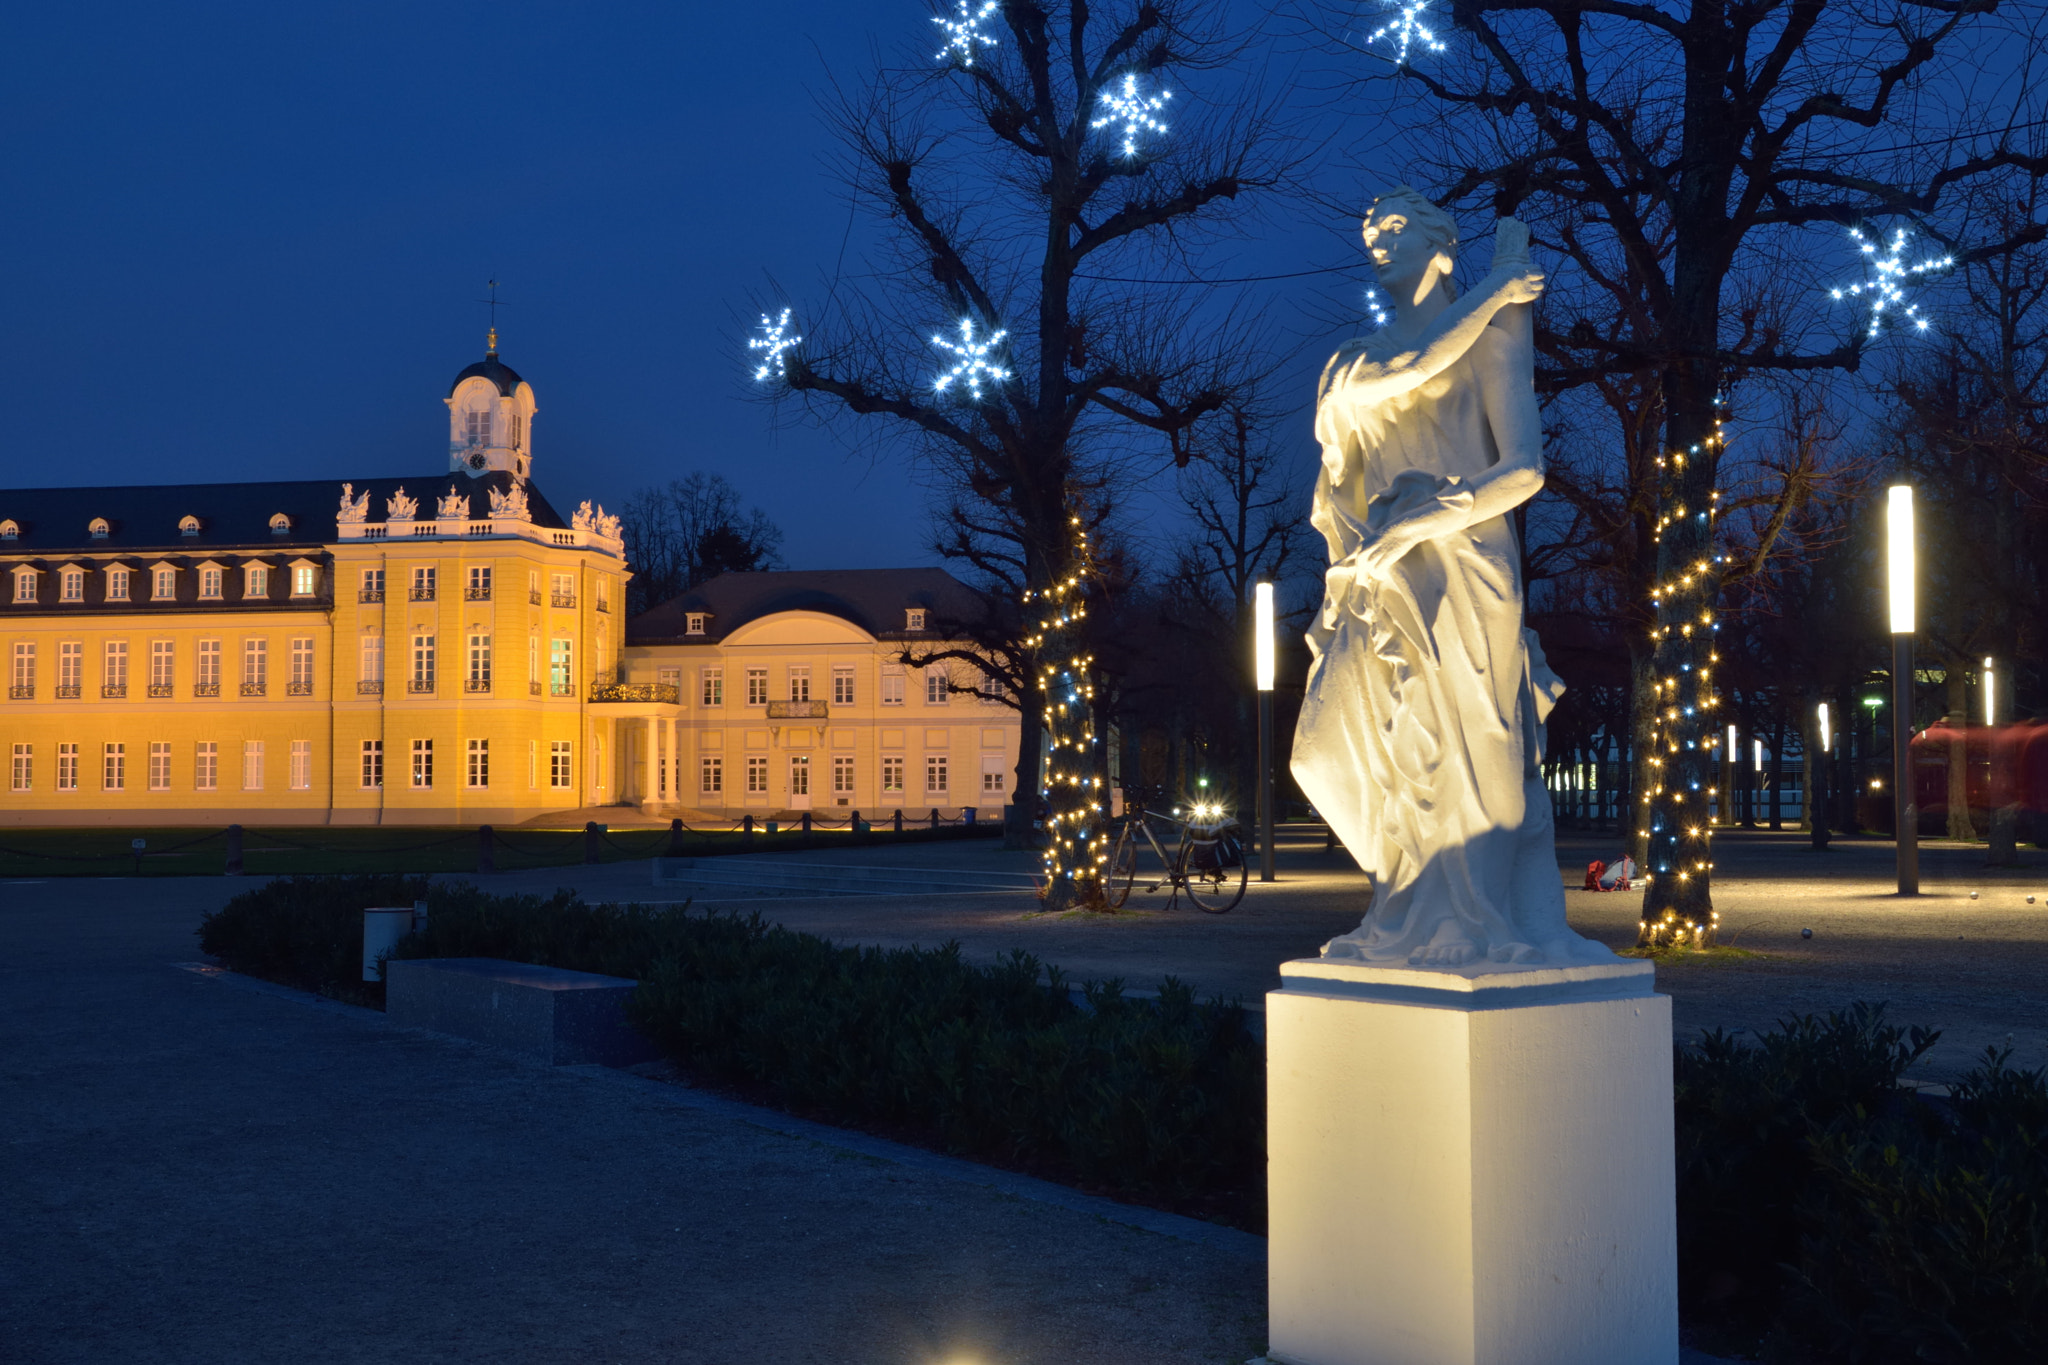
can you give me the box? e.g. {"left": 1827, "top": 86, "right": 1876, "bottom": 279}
{"left": 477, "top": 825, "right": 495, "bottom": 875}
{"left": 851, "top": 809, "right": 864, "bottom": 841}
{"left": 893, "top": 809, "right": 903, "bottom": 835}
{"left": 584, "top": 821, "right": 601, "bottom": 865}
{"left": 743, "top": 813, "right": 755, "bottom": 850}
{"left": 224, "top": 824, "right": 243, "bottom": 876}
{"left": 669, "top": 817, "right": 685, "bottom": 858}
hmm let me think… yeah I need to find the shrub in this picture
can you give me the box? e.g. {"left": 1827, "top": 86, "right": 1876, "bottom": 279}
{"left": 198, "top": 873, "right": 431, "bottom": 1006}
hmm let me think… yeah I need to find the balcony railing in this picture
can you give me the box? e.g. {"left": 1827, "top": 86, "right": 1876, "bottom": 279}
{"left": 147, "top": 683, "right": 173, "bottom": 698}
{"left": 408, "top": 679, "right": 435, "bottom": 694}
{"left": 409, "top": 586, "right": 436, "bottom": 602}
{"left": 464, "top": 678, "right": 491, "bottom": 694}
{"left": 10, "top": 685, "right": 34, "bottom": 700}
{"left": 549, "top": 681, "right": 573, "bottom": 697}
{"left": 102, "top": 683, "right": 127, "bottom": 699}
{"left": 357, "top": 680, "right": 383, "bottom": 696}
{"left": 529, "top": 680, "right": 542, "bottom": 697}
{"left": 596, "top": 599, "right": 609, "bottom": 613}
{"left": 464, "top": 586, "right": 491, "bottom": 601}
{"left": 589, "top": 681, "right": 679, "bottom": 705}
{"left": 551, "top": 592, "right": 576, "bottom": 609}
{"left": 359, "top": 588, "right": 385, "bottom": 603}
{"left": 55, "top": 684, "right": 80, "bottom": 700}
{"left": 240, "top": 682, "right": 266, "bottom": 697}
{"left": 194, "top": 682, "right": 220, "bottom": 698}
{"left": 286, "top": 681, "right": 313, "bottom": 697}
{"left": 766, "top": 700, "right": 830, "bottom": 719}
{"left": 529, "top": 589, "right": 542, "bottom": 605}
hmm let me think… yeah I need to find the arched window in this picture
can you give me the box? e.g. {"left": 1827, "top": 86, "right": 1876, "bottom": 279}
{"left": 178, "top": 515, "right": 201, "bottom": 537}
{"left": 88, "top": 518, "right": 109, "bottom": 539}
{"left": 269, "top": 513, "right": 292, "bottom": 535}
{"left": 0, "top": 520, "right": 17, "bottom": 540}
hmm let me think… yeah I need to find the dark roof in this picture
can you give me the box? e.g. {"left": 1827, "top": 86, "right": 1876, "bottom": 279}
{"left": 448, "top": 352, "right": 526, "bottom": 398}
{"left": 628, "top": 568, "right": 995, "bottom": 645}
{"left": 0, "top": 471, "right": 569, "bottom": 555}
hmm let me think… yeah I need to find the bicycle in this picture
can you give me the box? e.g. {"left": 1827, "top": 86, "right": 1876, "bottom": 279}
{"left": 1105, "top": 800, "right": 1248, "bottom": 913}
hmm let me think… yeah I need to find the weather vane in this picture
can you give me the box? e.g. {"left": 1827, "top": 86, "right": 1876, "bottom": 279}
{"left": 479, "top": 278, "right": 509, "bottom": 353}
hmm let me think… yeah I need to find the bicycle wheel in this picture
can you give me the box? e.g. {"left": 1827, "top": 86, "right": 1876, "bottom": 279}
{"left": 1106, "top": 824, "right": 1138, "bottom": 909}
{"left": 1184, "top": 838, "right": 1248, "bottom": 913}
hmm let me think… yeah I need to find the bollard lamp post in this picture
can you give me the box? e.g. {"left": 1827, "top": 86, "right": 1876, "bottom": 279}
{"left": 1888, "top": 485, "right": 1919, "bottom": 895}
{"left": 1254, "top": 581, "right": 1276, "bottom": 883}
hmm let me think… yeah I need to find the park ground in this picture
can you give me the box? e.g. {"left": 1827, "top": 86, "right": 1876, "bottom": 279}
{"left": 4, "top": 827, "right": 2043, "bottom": 1361}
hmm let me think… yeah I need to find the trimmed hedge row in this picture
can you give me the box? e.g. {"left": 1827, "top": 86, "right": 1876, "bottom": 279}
{"left": 199, "top": 877, "right": 2046, "bottom": 1357}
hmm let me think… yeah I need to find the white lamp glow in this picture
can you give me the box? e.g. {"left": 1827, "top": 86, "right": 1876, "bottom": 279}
{"left": 1886, "top": 485, "right": 1915, "bottom": 634}
{"left": 1754, "top": 739, "right": 1764, "bottom": 772}
{"left": 1984, "top": 656, "right": 1996, "bottom": 726}
{"left": 1727, "top": 724, "right": 1736, "bottom": 757}
{"left": 1819, "top": 702, "right": 1831, "bottom": 753}
{"left": 1254, "top": 582, "right": 1275, "bottom": 691}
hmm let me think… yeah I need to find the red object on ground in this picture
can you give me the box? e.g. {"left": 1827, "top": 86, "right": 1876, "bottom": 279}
{"left": 1584, "top": 860, "right": 1606, "bottom": 891}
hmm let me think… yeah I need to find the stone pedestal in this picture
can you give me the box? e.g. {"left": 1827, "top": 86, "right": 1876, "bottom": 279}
{"left": 1266, "top": 958, "right": 1676, "bottom": 1365}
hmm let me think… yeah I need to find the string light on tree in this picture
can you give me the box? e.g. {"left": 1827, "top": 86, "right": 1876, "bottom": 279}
{"left": 1368, "top": 1, "right": 1447, "bottom": 66}
{"left": 1830, "top": 227, "right": 1954, "bottom": 338}
{"left": 934, "top": 0, "right": 1000, "bottom": 67}
{"left": 931, "top": 319, "right": 1012, "bottom": 400}
{"left": 748, "top": 308, "right": 801, "bottom": 381}
{"left": 1091, "top": 72, "right": 1171, "bottom": 159}
{"left": 1026, "top": 513, "right": 1108, "bottom": 908}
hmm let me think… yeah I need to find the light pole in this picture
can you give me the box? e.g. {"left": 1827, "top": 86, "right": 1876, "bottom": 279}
{"left": 1887, "top": 485, "right": 1918, "bottom": 895}
{"left": 1254, "top": 581, "right": 1276, "bottom": 883}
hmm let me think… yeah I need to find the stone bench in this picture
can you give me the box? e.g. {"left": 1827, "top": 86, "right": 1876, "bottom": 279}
{"left": 385, "top": 958, "right": 659, "bottom": 1067}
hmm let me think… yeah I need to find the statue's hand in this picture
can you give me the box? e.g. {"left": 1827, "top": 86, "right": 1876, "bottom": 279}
{"left": 1494, "top": 216, "right": 1532, "bottom": 265}
{"left": 1489, "top": 265, "right": 1545, "bottom": 306}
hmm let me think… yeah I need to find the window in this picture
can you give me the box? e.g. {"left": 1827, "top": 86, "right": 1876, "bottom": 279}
{"left": 195, "top": 742, "right": 217, "bottom": 791}
{"left": 596, "top": 577, "right": 610, "bottom": 612}
{"left": 196, "top": 640, "right": 221, "bottom": 695}
{"left": 291, "top": 565, "right": 318, "bottom": 596}
{"left": 550, "top": 741, "right": 574, "bottom": 789}
{"left": 926, "top": 755, "right": 949, "bottom": 794}
{"left": 179, "top": 515, "right": 200, "bottom": 537}
{"left": 89, "top": 518, "right": 109, "bottom": 539}
{"left": 242, "top": 740, "right": 264, "bottom": 791}
{"left": 411, "top": 566, "right": 436, "bottom": 601}
{"left": 11, "top": 642, "right": 34, "bottom": 698}
{"left": 466, "top": 565, "right": 491, "bottom": 601}
{"left": 745, "top": 756, "right": 768, "bottom": 794}
{"left": 833, "top": 755, "right": 854, "bottom": 794}
{"left": 244, "top": 565, "right": 270, "bottom": 599}
{"left": 269, "top": 513, "right": 292, "bottom": 535}
{"left": 745, "top": 668, "right": 768, "bottom": 706}
{"left": 149, "top": 641, "right": 174, "bottom": 696}
{"left": 153, "top": 567, "right": 176, "bottom": 600}
{"left": 466, "top": 634, "right": 491, "bottom": 691}
{"left": 983, "top": 765, "right": 1006, "bottom": 794}
{"left": 360, "top": 568, "right": 385, "bottom": 602}
{"left": 881, "top": 666, "right": 905, "bottom": 706}
{"left": 787, "top": 755, "right": 809, "bottom": 797}
{"left": 549, "top": 638, "right": 572, "bottom": 696}
{"left": 57, "top": 642, "right": 81, "bottom": 698}
{"left": 465, "top": 409, "right": 492, "bottom": 446}
{"left": 788, "top": 667, "right": 811, "bottom": 703}
{"left": 550, "top": 573, "right": 575, "bottom": 607}
{"left": 925, "top": 668, "right": 950, "bottom": 705}
{"left": 906, "top": 608, "right": 926, "bottom": 631}
{"left": 0, "top": 520, "right": 15, "bottom": 539}
{"left": 979, "top": 676, "right": 1007, "bottom": 705}
{"left": 527, "top": 635, "right": 539, "bottom": 691}
{"left": 10, "top": 743, "right": 30, "bottom": 791}
{"left": 360, "top": 740, "right": 383, "bottom": 790}
{"left": 103, "top": 640, "right": 127, "bottom": 697}
{"left": 411, "top": 634, "right": 436, "bottom": 692}
{"left": 528, "top": 571, "right": 541, "bottom": 605}
{"left": 288, "top": 638, "right": 314, "bottom": 695}
{"left": 61, "top": 569, "right": 83, "bottom": 602}
{"left": 466, "top": 738, "right": 488, "bottom": 789}
{"left": 199, "top": 567, "right": 222, "bottom": 600}
{"left": 411, "top": 739, "right": 433, "bottom": 789}
{"left": 882, "top": 756, "right": 904, "bottom": 793}
{"left": 57, "top": 743, "right": 78, "bottom": 792}
{"left": 13, "top": 569, "right": 37, "bottom": 603}
{"left": 685, "top": 613, "right": 707, "bottom": 635}
{"left": 359, "top": 635, "right": 383, "bottom": 688}
{"left": 701, "top": 668, "right": 723, "bottom": 707}
{"left": 700, "top": 755, "right": 722, "bottom": 794}
{"left": 106, "top": 567, "right": 131, "bottom": 601}
{"left": 242, "top": 638, "right": 267, "bottom": 695}
{"left": 832, "top": 668, "right": 855, "bottom": 705}
{"left": 103, "top": 743, "right": 125, "bottom": 792}
{"left": 657, "top": 667, "right": 681, "bottom": 699}
{"left": 290, "top": 739, "right": 311, "bottom": 790}
{"left": 149, "top": 742, "right": 171, "bottom": 792}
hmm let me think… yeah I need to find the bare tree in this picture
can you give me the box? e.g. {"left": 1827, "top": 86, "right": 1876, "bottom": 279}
{"left": 759, "top": 1, "right": 1290, "bottom": 906}
{"left": 619, "top": 474, "right": 785, "bottom": 615}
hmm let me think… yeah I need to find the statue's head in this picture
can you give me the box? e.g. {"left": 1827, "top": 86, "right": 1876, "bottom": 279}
{"left": 1364, "top": 186, "right": 1459, "bottom": 305}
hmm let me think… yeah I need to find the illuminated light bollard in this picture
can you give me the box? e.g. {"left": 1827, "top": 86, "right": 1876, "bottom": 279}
{"left": 1888, "top": 486, "right": 1918, "bottom": 895}
{"left": 1254, "top": 581, "right": 1276, "bottom": 883}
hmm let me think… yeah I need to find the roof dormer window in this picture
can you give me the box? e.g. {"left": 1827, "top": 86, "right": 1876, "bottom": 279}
{"left": 906, "top": 608, "right": 927, "bottom": 631}
{"left": 269, "top": 513, "right": 292, "bottom": 535}
{"left": 12, "top": 568, "right": 37, "bottom": 604}
{"left": 88, "top": 518, "right": 109, "bottom": 540}
{"left": 60, "top": 567, "right": 84, "bottom": 602}
{"left": 0, "top": 520, "right": 16, "bottom": 540}
{"left": 685, "top": 612, "right": 707, "bottom": 635}
{"left": 178, "top": 516, "right": 201, "bottom": 538}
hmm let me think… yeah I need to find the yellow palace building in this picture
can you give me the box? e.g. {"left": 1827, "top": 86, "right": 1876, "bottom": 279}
{"left": 0, "top": 342, "right": 631, "bottom": 826}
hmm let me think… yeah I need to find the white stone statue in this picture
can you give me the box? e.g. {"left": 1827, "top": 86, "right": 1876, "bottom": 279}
{"left": 437, "top": 485, "right": 469, "bottom": 520}
{"left": 386, "top": 486, "right": 418, "bottom": 522}
{"left": 572, "top": 499, "right": 594, "bottom": 532}
{"left": 1293, "top": 187, "right": 1613, "bottom": 970}
{"left": 595, "top": 507, "right": 621, "bottom": 540}
{"left": 336, "top": 483, "right": 369, "bottom": 525}
{"left": 487, "top": 482, "right": 531, "bottom": 521}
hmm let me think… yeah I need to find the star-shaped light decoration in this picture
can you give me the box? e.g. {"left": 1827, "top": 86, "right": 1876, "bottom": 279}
{"left": 1091, "top": 72, "right": 1171, "bottom": 159}
{"left": 1368, "top": 1, "right": 1446, "bottom": 67}
{"left": 1830, "top": 227, "right": 1954, "bottom": 338}
{"left": 931, "top": 319, "right": 1011, "bottom": 401}
{"left": 748, "top": 308, "right": 801, "bottom": 381}
{"left": 935, "top": 1, "right": 1000, "bottom": 67}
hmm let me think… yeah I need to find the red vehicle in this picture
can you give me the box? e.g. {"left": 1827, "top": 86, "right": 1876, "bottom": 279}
{"left": 1908, "top": 717, "right": 2048, "bottom": 840}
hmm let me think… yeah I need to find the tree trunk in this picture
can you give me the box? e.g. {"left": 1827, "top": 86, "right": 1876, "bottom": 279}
{"left": 1945, "top": 664, "right": 1976, "bottom": 840}
{"left": 1769, "top": 709, "right": 1785, "bottom": 830}
{"left": 1627, "top": 638, "right": 1658, "bottom": 869}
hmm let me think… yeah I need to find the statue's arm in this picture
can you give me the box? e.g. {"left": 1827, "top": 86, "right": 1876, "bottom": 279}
{"left": 1322, "top": 265, "right": 1544, "bottom": 413}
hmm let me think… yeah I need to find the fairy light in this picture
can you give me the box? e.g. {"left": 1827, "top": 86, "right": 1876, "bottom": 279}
{"left": 1091, "top": 72, "right": 1170, "bottom": 159}
{"left": 1365, "top": 285, "right": 1389, "bottom": 329}
{"left": 934, "top": 1, "right": 999, "bottom": 67}
{"left": 748, "top": 308, "right": 800, "bottom": 381}
{"left": 1368, "top": 1, "right": 1447, "bottom": 66}
{"left": 1029, "top": 513, "right": 1107, "bottom": 905}
{"left": 931, "top": 319, "right": 1012, "bottom": 400}
{"left": 1830, "top": 227, "right": 1953, "bottom": 338}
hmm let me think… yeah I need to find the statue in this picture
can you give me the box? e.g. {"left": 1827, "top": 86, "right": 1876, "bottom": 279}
{"left": 1292, "top": 187, "right": 1613, "bottom": 970}
{"left": 385, "top": 486, "right": 418, "bottom": 522}
{"left": 572, "top": 499, "right": 594, "bottom": 531}
{"left": 487, "top": 482, "right": 531, "bottom": 521}
{"left": 336, "top": 484, "right": 369, "bottom": 525}
{"left": 437, "top": 485, "right": 469, "bottom": 520}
